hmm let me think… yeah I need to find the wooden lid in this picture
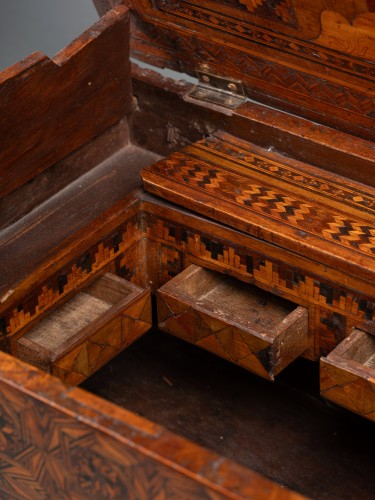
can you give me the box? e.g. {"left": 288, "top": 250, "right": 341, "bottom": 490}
{"left": 97, "top": 0, "right": 375, "bottom": 141}
{"left": 142, "top": 131, "right": 375, "bottom": 286}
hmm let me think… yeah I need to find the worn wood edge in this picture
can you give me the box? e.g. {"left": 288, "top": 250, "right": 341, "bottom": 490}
{"left": 96, "top": 271, "right": 146, "bottom": 295}
{"left": 323, "top": 328, "right": 368, "bottom": 359}
{"left": 273, "top": 306, "right": 308, "bottom": 337}
{"left": 54, "top": 4, "right": 129, "bottom": 66}
{"left": 16, "top": 336, "right": 54, "bottom": 368}
{"left": 0, "top": 52, "right": 48, "bottom": 84}
{"left": 0, "top": 351, "right": 303, "bottom": 499}
{"left": 141, "top": 172, "right": 375, "bottom": 289}
{"left": 157, "top": 264, "right": 202, "bottom": 292}
{"left": 0, "top": 4, "right": 128, "bottom": 80}
{"left": 320, "top": 355, "right": 375, "bottom": 386}
{"left": 273, "top": 307, "right": 309, "bottom": 376}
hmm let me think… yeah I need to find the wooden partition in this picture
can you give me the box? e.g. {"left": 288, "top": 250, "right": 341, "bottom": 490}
{"left": 0, "top": 4, "right": 133, "bottom": 199}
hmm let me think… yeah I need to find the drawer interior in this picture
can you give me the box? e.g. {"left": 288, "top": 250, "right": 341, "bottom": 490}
{"left": 339, "top": 331, "right": 375, "bottom": 369}
{"left": 16, "top": 273, "right": 151, "bottom": 384}
{"left": 20, "top": 292, "right": 111, "bottom": 350}
{"left": 166, "top": 265, "right": 295, "bottom": 333}
{"left": 19, "top": 275, "right": 136, "bottom": 348}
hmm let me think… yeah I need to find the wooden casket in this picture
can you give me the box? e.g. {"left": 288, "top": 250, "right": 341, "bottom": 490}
{"left": 0, "top": 1, "right": 375, "bottom": 497}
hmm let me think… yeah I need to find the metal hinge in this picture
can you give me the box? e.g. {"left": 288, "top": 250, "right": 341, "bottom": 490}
{"left": 187, "top": 71, "right": 246, "bottom": 110}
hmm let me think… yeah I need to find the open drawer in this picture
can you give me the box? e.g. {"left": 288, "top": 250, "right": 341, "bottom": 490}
{"left": 157, "top": 265, "right": 308, "bottom": 380}
{"left": 15, "top": 273, "right": 152, "bottom": 385}
{"left": 320, "top": 329, "right": 375, "bottom": 422}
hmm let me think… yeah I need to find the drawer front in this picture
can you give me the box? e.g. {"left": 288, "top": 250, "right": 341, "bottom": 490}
{"left": 157, "top": 265, "right": 308, "bottom": 380}
{"left": 16, "top": 274, "right": 152, "bottom": 385}
{"left": 320, "top": 329, "right": 375, "bottom": 421}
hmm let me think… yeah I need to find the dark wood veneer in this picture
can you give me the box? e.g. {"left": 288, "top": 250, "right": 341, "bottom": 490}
{"left": 0, "top": 4, "right": 133, "bottom": 199}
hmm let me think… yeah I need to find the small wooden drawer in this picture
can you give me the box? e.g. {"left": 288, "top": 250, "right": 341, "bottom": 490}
{"left": 157, "top": 265, "right": 308, "bottom": 380}
{"left": 320, "top": 329, "right": 375, "bottom": 422}
{"left": 16, "top": 273, "right": 151, "bottom": 385}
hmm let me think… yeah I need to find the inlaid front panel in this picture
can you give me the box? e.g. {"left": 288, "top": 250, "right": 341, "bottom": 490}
{"left": 143, "top": 204, "right": 375, "bottom": 358}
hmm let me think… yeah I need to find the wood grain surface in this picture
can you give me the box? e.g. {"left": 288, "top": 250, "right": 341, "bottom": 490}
{"left": 0, "top": 3, "right": 133, "bottom": 198}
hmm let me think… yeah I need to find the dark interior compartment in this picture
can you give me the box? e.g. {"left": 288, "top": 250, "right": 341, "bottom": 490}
{"left": 82, "top": 328, "right": 375, "bottom": 500}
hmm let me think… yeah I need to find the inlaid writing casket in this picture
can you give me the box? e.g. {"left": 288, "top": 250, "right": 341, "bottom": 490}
{"left": 1, "top": 1, "right": 375, "bottom": 498}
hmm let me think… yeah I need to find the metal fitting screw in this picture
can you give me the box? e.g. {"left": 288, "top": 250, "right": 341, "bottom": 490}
{"left": 228, "top": 83, "right": 237, "bottom": 92}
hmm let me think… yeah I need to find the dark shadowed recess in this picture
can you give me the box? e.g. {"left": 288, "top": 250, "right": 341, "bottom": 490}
{"left": 83, "top": 326, "right": 375, "bottom": 500}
